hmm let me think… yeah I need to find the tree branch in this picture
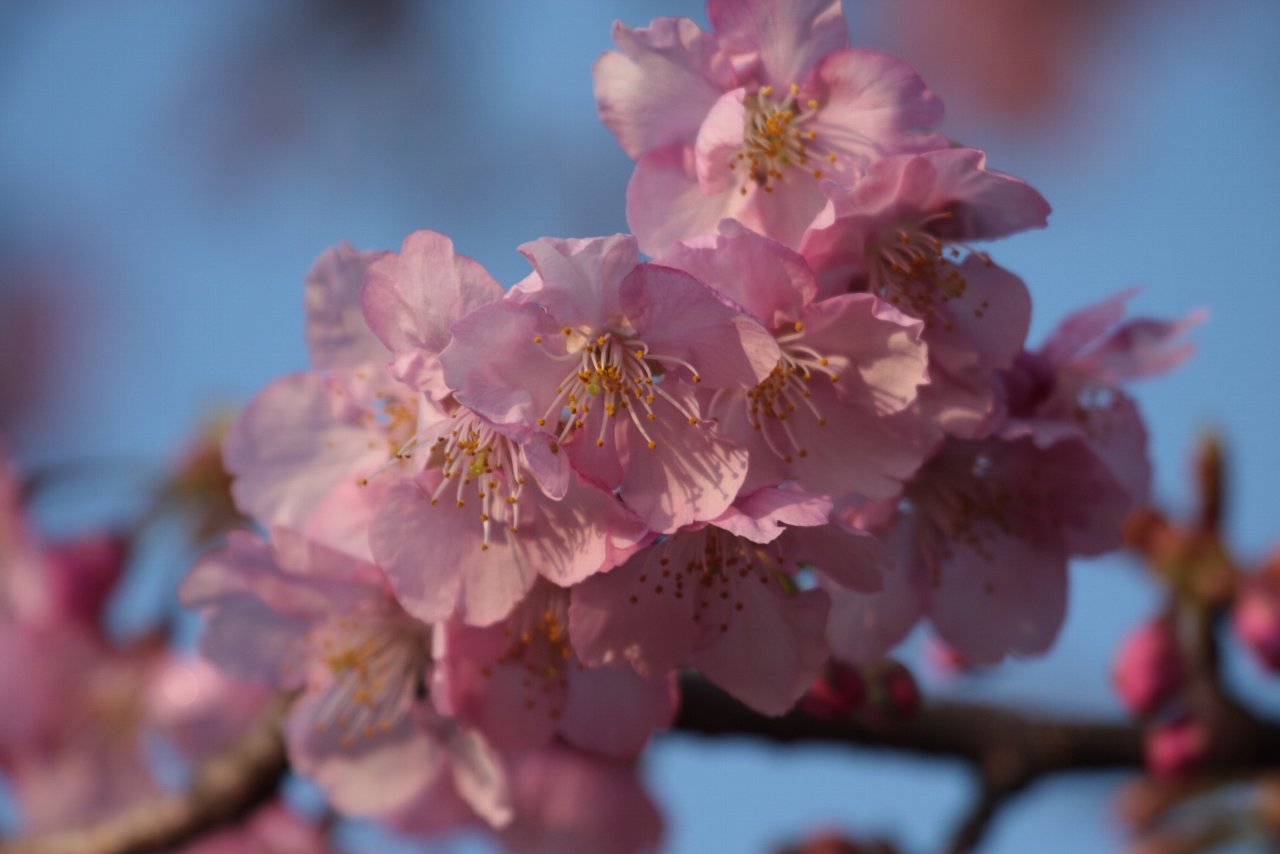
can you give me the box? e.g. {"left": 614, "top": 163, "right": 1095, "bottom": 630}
{"left": 3, "top": 700, "right": 289, "bottom": 854}
{"left": 673, "top": 676, "right": 1280, "bottom": 853}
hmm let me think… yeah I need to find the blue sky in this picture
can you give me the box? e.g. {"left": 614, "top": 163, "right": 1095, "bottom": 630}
{"left": 2, "top": 1, "right": 1277, "bottom": 851}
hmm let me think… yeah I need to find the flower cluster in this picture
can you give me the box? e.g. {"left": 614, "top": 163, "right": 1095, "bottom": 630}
{"left": 180, "top": 0, "right": 1195, "bottom": 848}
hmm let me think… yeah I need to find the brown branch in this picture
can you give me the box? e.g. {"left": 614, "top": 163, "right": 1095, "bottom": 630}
{"left": 3, "top": 699, "right": 289, "bottom": 854}
{"left": 673, "top": 675, "right": 1280, "bottom": 853}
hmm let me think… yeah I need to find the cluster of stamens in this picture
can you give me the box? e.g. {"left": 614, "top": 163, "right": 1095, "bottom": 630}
{"left": 424, "top": 411, "right": 530, "bottom": 550}
{"left": 626, "top": 530, "right": 789, "bottom": 633}
{"left": 535, "top": 329, "right": 703, "bottom": 452}
{"left": 312, "top": 613, "right": 427, "bottom": 748}
{"left": 740, "top": 321, "right": 839, "bottom": 462}
{"left": 484, "top": 608, "right": 576, "bottom": 719}
{"left": 729, "top": 83, "right": 833, "bottom": 194}
{"left": 868, "top": 214, "right": 993, "bottom": 331}
{"left": 906, "top": 449, "right": 1020, "bottom": 588}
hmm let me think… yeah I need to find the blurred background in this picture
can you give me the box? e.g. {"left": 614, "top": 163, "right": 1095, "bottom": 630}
{"left": 1, "top": 0, "right": 1277, "bottom": 851}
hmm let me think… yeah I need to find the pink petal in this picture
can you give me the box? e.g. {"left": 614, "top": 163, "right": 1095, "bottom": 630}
{"left": 622, "top": 262, "right": 781, "bottom": 387}
{"left": 512, "top": 235, "right": 638, "bottom": 332}
{"left": 692, "top": 579, "right": 831, "bottom": 715}
{"left": 569, "top": 548, "right": 700, "bottom": 677}
{"left": 661, "top": 219, "right": 817, "bottom": 329}
{"left": 595, "top": 17, "right": 736, "bottom": 159}
{"left": 223, "top": 373, "right": 389, "bottom": 561}
{"left": 927, "top": 528, "right": 1067, "bottom": 665}
{"left": 819, "top": 517, "right": 926, "bottom": 663}
{"left": 707, "top": 0, "right": 849, "bottom": 88}
{"left": 627, "top": 143, "right": 749, "bottom": 259}
{"left": 618, "top": 403, "right": 749, "bottom": 532}
{"left": 710, "top": 485, "right": 832, "bottom": 544}
{"left": 560, "top": 666, "right": 677, "bottom": 758}
{"left": 304, "top": 242, "right": 391, "bottom": 372}
{"left": 369, "top": 478, "right": 537, "bottom": 626}
{"left": 442, "top": 300, "right": 567, "bottom": 427}
{"left": 807, "top": 49, "right": 946, "bottom": 167}
{"left": 285, "top": 689, "right": 444, "bottom": 816}
{"left": 694, "top": 88, "right": 749, "bottom": 195}
{"left": 361, "top": 230, "right": 502, "bottom": 397}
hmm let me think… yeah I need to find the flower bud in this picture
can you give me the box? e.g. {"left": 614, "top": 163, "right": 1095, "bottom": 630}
{"left": 1235, "top": 579, "right": 1280, "bottom": 672}
{"left": 801, "top": 662, "right": 867, "bottom": 719}
{"left": 45, "top": 533, "right": 129, "bottom": 627}
{"left": 1145, "top": 717, "right": 1211, "bottom": 779}
{"left": 1113, "top": 617, "right": 1184, "bottom": 717}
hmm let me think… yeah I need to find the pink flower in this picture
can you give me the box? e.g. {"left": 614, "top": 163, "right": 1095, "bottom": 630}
{"left": 433, "top": 580, "right": 677, "bottom": 759}
{"left": 1113, "top": 616, "right": 1185, "bottom": 718}
{"left": 391, "top": 744, "right": 663, "bottom": 854}
{"left": 224, "top": 243, "right": 413, "bottom": 561}
{"left": 181, "top": 529, "right": 510, "bottom": 822}
{"left": 569, "top": 486, "right": 845, "bottom": 715}
{"left": 361, "top": 229, "right": 504, "bottom": 402}
{"left": 442, "top": 234, "right": 777, "bottom": 533}
{"left": 498, "top": 746, "right": 664, "bottom": 854}
{"left": 596, "top": 0, "right": 946, "bottom": 255}
{"left": 801, "top": 147, "right": 1049, "bottom": 437}
{"left": 661, "top": 220, "right": 932, "bottom": 501}
{"left": 824, "top": 435, "right": 1134, "bottom": 665}
{"left": 1001, "top": 290, "right": 1203, "bottom": 511}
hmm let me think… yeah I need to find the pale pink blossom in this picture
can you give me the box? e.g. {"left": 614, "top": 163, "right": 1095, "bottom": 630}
{"left": 1001, "top": 290, "right": 1203, "bottom": 510}
{"left": 823, "top": 436, "right": 1133, "bottom": 665}
{"left": 661, "top": 220, "right": 933, "bottom": 500}
{"left": 569, "top": 486, "right": 847, "bottom": 714}
{"left": 181, "top": 529, "right": 510, "bottom": 822}
{"left": 442, "top": 234, "right": 777, "bottom": 533}
{"left": 433, "top": 580, "right": 677, "bottom": 758}
{"left": 801, "top": 147, "right": 1048, "bottom": 437}
{"left": 597, "top": 0, "right": 947, "bottom": 254}
{"left": 223, "top": 243, "right": 413, "bottom": 561}
{"left": 391, "top": 744, "right": 663, "bottom": 854}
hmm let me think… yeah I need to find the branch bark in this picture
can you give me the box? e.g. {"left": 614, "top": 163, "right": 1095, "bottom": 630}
{"left": 10, "top": 679, "right": 1280, "bottom": 854}
{"left": 2, "top": 699, "right": 288, "bottom": 854}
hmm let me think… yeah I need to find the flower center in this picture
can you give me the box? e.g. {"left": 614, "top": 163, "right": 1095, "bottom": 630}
{"left": 537, "top": 330, "right": 703, "bottom": 452}
{"left": 904, "top": 446, "right": 1018, "bottom": 586}
{"left": 867, "top": 217, "right": 993, "bottom": 330}
{"left": 625, "top": 528, "right": 792, "bottom": 633}
{"left": 313, "top": 612, "right": 427, "bottom": 747}
{"left": 728, "top": 84, "right": 832, "bottom": 194}
{"left": 741, "top": 322, "right": 838, "bottom": 462}
{"left": 426, "top": 409, "right": 531, "bottom": 549}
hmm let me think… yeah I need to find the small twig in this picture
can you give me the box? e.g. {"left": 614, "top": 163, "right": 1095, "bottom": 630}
{"left": 3, "top": 699, "right": 289, "bottom": 854}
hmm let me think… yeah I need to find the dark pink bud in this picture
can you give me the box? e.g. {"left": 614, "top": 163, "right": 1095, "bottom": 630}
{"left": 801, "top": 662, "right": 867, "bottom": 719}
{"left": 1113, "top": 617, "right": 1184, "bottom": 717}
{"left": 45, "top": 533, "right": 129, "bottom": 626}
{"left": 1235, "top": 581, "right": 1280, "bottom": 671}
{"left": 1145, "top": 718, "right": 1210, "bottom": 779}
{"left": 879, "top": 660, "right": 920, "bottom": 719}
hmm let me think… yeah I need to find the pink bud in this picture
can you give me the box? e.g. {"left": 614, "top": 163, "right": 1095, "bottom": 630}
{"left": 1234, "top": 581, "right": 1280, "bottom": 671}
{"left": 801, "top": 662, "right": 867, "bottom": 719}
{"left": 1113, "top": 617, "right": 1184, "bottom": 717}
{"left": 1145, "top": 718, "right": 1210, "bottom": 779}
{"left": 45, "top": 533, "right": 129, "bottom": 626}
{"left": 880, "top": 660, "right": 921, "bottom": 719}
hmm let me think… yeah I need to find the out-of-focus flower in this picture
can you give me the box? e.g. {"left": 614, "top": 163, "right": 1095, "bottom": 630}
{"left": 181, "top": 801, "right": 335, "bottom": 853}
{"left": 1114, "top": 616, "right": 1185, "bottom": 718}
{"left": 597, "top": 0, "right": 946, "bottom": 255}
